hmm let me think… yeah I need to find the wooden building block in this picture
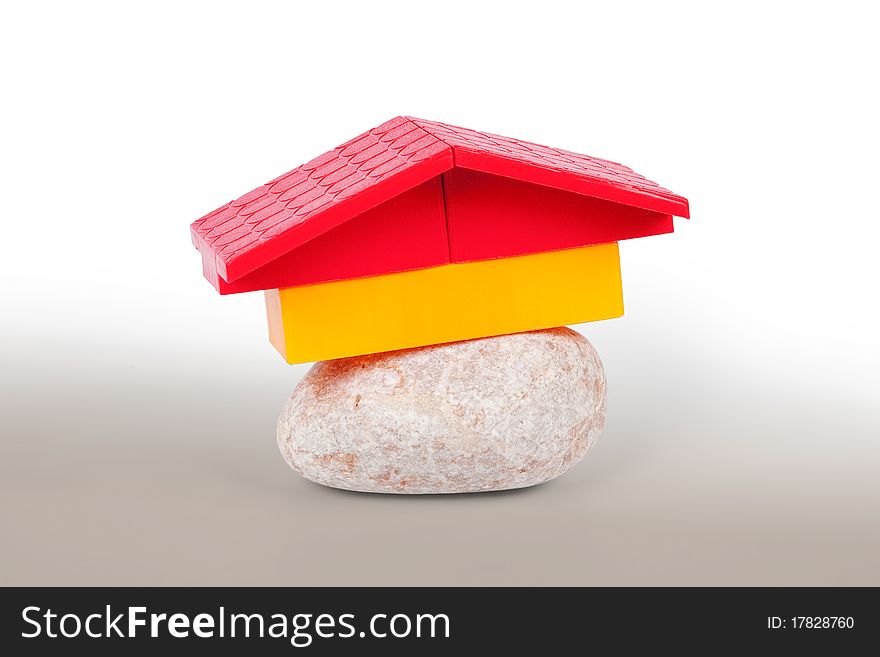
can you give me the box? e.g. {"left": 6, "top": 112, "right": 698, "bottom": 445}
{"left": 265, "top": 242, "right": 623, "bottom": 364}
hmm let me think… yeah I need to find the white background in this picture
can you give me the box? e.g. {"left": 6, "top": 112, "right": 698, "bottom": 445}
{"left": 1, "top": 1, "right": 878, "bottom": 584}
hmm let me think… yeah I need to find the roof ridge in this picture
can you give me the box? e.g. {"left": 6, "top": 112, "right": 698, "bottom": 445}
{"left": 404, "top": 116, "right": 457, "bottom": 165}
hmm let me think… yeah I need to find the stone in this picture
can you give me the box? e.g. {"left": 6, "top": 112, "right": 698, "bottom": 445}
{"left": 276, "top": 327, "right": 606, "bottom": 494}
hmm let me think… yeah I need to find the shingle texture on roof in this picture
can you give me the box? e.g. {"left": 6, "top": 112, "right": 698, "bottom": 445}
{"left": 408, "top": 117, "right": 689, "bottom": 218}
{"left": 192, "top": 116, "right": 688, "bottom": 285}
{"left": 191, "top": 117, "right": 451, "bottom": 282}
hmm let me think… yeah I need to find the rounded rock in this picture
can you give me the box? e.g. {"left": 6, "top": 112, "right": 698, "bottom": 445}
{"left": 277, "top": 327, "right": 606, "bottom": 494}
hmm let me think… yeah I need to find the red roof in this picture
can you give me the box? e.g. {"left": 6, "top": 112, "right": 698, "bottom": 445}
{"left": 191, "top": 116, "right": 689, "bottom": 290}
{"left": 408, "top": 118, "right": 689, "bottom": 217}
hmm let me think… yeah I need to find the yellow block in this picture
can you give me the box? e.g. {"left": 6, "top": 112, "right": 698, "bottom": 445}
{"left": 265, "top": 242, "right": 624, "bottom": 364}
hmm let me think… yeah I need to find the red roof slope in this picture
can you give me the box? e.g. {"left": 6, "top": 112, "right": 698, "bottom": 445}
{"left": 191, "top": 116, "right": 689, "bottom": 286}
{"left": 409, "top": 118, "right": 689, "bottom": 218}
{"left": 191, "top": 117, "right": 451, "bottom": 285}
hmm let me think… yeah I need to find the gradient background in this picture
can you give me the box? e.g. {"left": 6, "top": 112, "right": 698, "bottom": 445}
{"left": 2, "top": 1, "right": 878, "bottom": 585}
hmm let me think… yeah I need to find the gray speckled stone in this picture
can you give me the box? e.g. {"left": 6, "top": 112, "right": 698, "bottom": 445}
{"left": 277, "top": 327, "right": 606, "bottom": 494}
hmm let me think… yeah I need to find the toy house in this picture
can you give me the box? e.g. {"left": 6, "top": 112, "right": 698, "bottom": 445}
{"left": 191, "top": 117, "right": 689, "bottom": 363}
